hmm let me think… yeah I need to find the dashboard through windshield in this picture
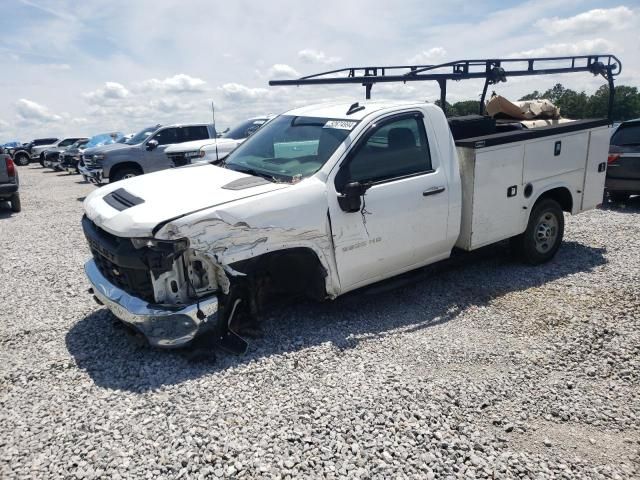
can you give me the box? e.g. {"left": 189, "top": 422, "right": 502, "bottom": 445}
{"left": 224, "top": 115, "right": 356, "bottom": 182}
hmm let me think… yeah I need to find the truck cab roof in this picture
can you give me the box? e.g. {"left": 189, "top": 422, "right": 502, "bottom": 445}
{"left": 285, "top": 100, "right": 430, "bottom": 121}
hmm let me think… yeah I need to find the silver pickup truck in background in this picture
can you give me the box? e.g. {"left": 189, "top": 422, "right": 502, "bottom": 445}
{"left": 81, "top": 123, "right": 215, "bottom": 185}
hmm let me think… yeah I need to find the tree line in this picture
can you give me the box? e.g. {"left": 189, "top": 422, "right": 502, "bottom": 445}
{"left": 441, "top": 83, "right": 640, "bottom": 121}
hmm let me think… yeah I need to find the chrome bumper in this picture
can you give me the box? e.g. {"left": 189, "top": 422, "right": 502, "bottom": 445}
{"left": 79, "top": 164, "right": 103, "bottom": 184}
{"left": 85, "top": 259, "right": 219, "bottom": 347}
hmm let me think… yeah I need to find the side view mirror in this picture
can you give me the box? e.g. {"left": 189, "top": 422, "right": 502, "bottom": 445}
{"left": 338, "top": 181, "right": 368, "bottom": 213}
{"left": 146, "top": 139, "right": 158, "bottom": 151}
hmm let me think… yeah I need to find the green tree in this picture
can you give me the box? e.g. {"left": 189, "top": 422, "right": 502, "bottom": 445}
{"left": 515, "top": 83, "right": 640, "bottom": 120}
{"left": 451, "top": 100, "right": 481, "bottom": 116}
{"left": 519, "top": 91, "right": 541, "bottom": 101}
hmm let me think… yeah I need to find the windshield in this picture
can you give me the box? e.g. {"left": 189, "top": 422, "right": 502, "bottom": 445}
{"left": 223, "top": 118, "right": 268, "bottom": 140}
{"left": 85, "top": 132, "right": 123, "bottom": 148}
{"left": 126, "top": 125, "right": 159, "bottom": 145}
{"left": 224, "top": 115, "right": 354, "bottom": 182}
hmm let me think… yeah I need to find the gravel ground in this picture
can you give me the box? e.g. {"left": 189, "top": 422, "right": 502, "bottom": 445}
{"left": 1, "top": 165, "right": 639, "bottom": 479}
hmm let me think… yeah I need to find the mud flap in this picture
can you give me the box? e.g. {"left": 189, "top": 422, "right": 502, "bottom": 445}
{"left": 215, "top": 298, "right": 249, "bottom": 354}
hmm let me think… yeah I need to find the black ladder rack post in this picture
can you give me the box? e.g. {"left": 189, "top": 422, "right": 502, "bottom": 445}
{"left": 269, "top": 55, "right": 622, "bottom": 121}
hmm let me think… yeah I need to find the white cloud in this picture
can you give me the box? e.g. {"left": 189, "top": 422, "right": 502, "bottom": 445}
{"left": 149, "top": 97, "right": 195, "bottom": 113}
{"left": 537, "top": 6, "right": 636, "bottom": 34}
{"left": 512, "top": 38, "right": 615, "bottom": 58}
{"left": 138, "top": 74, "right": 206, "bottom": 93}
{"left": 83, "top": 82, "right": 130, "bottom": 103}
{"left": 15, "top": 99, "right": 62, "bottom": 123}
{"left": 43, "top": 63, "right": 71, "bottom": 70}
{"left": 406, "top": 47, "right": 447, "bottom": 65}
{"left": 298, "top": 49, "right": 341, "bottom": 65}
{"left": 266, "top": 64, "right": 300, "bottom": 79}
{"left": 218, "top": 83, "right": 270, "bottom": 103}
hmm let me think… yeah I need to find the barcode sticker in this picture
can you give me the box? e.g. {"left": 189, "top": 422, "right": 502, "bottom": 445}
{"left": 324, "top": 120, "right": 357, "bottom": 130}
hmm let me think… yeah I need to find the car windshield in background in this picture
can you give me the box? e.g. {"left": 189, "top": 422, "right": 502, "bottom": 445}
{"left": 224, "top": 115, "right": 354, "bottom": 182}
{"left": 126, "top": 126, "right": 158, "bottom": 145}
{"left": 223, "top": 118, "right": 268, "bottom": 140}
{"left": 85, "top": 133, "right": 122, "bottom": 148}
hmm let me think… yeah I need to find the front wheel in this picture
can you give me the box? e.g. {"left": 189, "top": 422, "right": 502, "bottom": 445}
{"left": 511, "top": 199, "right": 564, "bottom": 265}
{"left": 110, "top": 167, "right": 142, "bottom": 183}
{"left": 14, "top": 154, "right": 29, "bottom": 166}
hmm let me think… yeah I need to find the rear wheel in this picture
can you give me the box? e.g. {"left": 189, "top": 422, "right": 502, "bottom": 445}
{"left": 110, "top": 166, "right": 142, "bottom": 183}
{"left": 511, "top": 199, "right": 564, "bottom": 265}
{"left": 14, "top": 153, "right": 29, "bottom": 166}
{"left": 10, "top": 193, "right": 21, "bottom": 213}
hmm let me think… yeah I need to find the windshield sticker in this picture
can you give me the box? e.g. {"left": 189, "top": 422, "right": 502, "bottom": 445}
{"left": 324, "top": 120, "right": 357, "bottom": 130}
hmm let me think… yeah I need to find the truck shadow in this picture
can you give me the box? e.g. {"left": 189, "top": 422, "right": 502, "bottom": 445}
{"left": 65, "top": 241, "right": 607, "bottom": 392}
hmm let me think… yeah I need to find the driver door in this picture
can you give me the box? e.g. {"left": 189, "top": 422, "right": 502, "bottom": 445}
{"left": 145, "top": 127, "right": 178, "bottom": 172}
{"left": 328, "top": 112, "right": 450, "bottom": 291}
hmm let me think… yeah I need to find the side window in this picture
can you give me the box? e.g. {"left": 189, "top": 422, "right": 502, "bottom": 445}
{"left": 152, "top": 128, "right": 179, "bottom": 146}
{"left": 59, "top": 139, "right": 76, "bottom": 147}
{"left": 611, "top": 124, "right": 640, "bottom": 146}
{"left": 338, "top": 115, "right": 432, "bottom": 188}
{"left": 180, "top": 126, "right": 210, "bottom": 142}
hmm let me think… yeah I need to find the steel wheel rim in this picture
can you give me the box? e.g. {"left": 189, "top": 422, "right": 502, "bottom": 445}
{"left": 534, "top": 211, "right": 558, "bottom": 254}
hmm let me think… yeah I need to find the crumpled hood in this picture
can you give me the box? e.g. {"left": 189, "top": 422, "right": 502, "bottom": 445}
{"left": 164, "top": 137, "right": 239, "bottom": 153}
{"left": 83, "top": 164, "right": 289, "bottom": 237}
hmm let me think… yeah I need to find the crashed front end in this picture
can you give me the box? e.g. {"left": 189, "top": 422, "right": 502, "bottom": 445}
{"left": 82, "top": 216, "right": 227, "bottom": 348}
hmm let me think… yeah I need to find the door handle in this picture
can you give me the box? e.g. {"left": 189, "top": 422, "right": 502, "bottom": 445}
{"left": 423, "top": 186, "right": 445, "bottom": 197}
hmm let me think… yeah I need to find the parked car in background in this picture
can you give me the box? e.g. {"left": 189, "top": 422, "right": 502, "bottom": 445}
{"left": 44, "top": 138, "right": 89, "bottom": 170}
{"left": 165, "top": 117, "right": 272, "bottom": 167}
{"left": 35, "top": 137, "right": 86, "bottom": 166}
{"left": 11, "top": 138, "right": 58, "bottom": 166}
{"left": 0, "top": 150, "right": 20, "bottom": 212}
{"left": 607, "top": 118, "right": 640, "bottom": 202}
{"left": 116, "top": 134, "right": 134, "bottom": 144}
{"left": 68, "top": 132, "right": 123, "bottom": 175}
{"left": 82, "top": 123, "right": 215, "bottom": 185}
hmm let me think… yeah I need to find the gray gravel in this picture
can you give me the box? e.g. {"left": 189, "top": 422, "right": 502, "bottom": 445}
{"left": 1, "top": 165, "right": 639, "bottom": 479}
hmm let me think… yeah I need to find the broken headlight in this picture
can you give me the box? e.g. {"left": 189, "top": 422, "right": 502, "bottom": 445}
{"left": 131, "top": 237, "right": 190, "bottom": 253}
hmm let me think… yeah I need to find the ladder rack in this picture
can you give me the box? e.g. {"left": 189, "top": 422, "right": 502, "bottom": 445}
{"left": 269, "top": 55, "right": 621, "bottom": 119}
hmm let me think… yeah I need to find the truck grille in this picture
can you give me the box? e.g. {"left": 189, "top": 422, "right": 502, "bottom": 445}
{"left": 91, "top": 249, "right": 156, "bottom": 303}
{"left": 83, "top": 154, "right": 101, "bottom": 168}
{"left": 83, "top": 217, "right": 156, "bottom": 303}
{"left": 167, "top": 153, "right": 189, "bottom": 167}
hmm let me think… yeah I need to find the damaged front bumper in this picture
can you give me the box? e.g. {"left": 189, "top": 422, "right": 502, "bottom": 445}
{"left": 85, "top": 259, "right": 219, "bottom": 347}
{"left": 79, "top": 164, "right": 104, "bottom": 185}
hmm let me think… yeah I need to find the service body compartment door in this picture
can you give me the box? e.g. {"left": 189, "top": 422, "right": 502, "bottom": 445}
{"left": 581, "top": 126, "right": 609, "bottom": 211}
{"left": 523, "top": 131, "right": 589, "bottom": 182}
{"left": 469, "top": 144, "right": 525, "bottom": 249}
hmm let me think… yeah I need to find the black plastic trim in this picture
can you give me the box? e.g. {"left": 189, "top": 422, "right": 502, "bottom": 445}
{"left": 455, "top": 118, "right": 609, "bottom": 149}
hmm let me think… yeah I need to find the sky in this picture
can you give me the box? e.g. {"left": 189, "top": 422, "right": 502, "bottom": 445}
{"left": 0, "top": 0, "right": 638, "bottom": 141}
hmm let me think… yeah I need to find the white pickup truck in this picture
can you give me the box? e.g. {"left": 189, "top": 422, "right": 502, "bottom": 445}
{"left": 164, "top": 117, "right": 272, "bottom": 167}
{"left": 82, "top": 99, "right": 609, "bottom": 350}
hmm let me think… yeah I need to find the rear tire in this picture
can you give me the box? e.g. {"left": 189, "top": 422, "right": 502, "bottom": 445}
{"left": 14, "top": 154, "right": 29, "bottom": 166}
{"left": 10, "top": 193, "right": 21, "bottom": 213}
{"left": 609, "top": 192, "right": 630, "bottom": 203}
{"left": 110, "top": 166, "right": 142, "bottom": 183}
{"left": 511, "top": 199, "right": 564, "bottom": 265}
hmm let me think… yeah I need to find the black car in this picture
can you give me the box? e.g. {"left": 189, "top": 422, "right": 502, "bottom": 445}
{"left": 11, "top": 138, "right": 59, "bottom": 166}
{"left": 59, "top": 139, "right": 91, "bottom": 173}
{"left": 607, "top": 119, "right": 640, "bottom": 202}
